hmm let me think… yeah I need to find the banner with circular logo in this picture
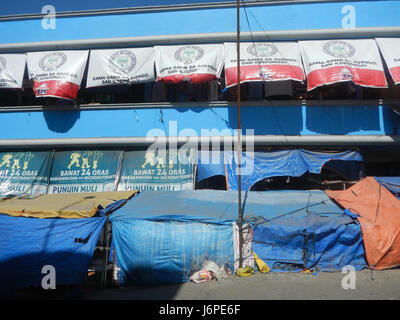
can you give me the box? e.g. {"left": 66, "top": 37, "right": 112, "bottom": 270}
{"left": 376, "top": 38, "right": 400, "bottom": 85}
{"left": 155, "top": 44, "right": 224, "bottom": 83}
{"left": 224, "top": 42, "right": 305, "bottom": 88}
{"left": 0, "top": 54, "right": 26, "bottom": 89}
{"left": 86, "top": 47, "right": 155, "bottom": 87}
{"left": 27, "top": 50, "right": 89, "bottom": 100}
{"left": 0, "top": 151, "right": 52, "bottom": 198}
{"left": 299, "top": 39, "right": 387, "bottom": 91}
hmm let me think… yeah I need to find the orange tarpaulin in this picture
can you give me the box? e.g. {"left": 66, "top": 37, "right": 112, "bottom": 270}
{"left": 326, "top": 177, "right": 400, "bottom": 270}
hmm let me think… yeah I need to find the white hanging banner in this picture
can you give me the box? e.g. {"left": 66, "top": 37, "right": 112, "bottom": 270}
{"left": 376, "top": 38, "right": 400, "bottom": 85}
{"left": 299, "top": 39, "right": 387, "bottom": 91}
{"left": 224, "top": 42, "right": 305, "bottom": 88}
{"left": 155, "top": 44, "right": 224, "bottom": 83}
{"left": 0, "top": 54, "right": 26, "bottom": 89}
{"left": 27, "top": 50, "right": 89, "bottom": 100}
{"left": 86, "top": 47, "right": 155, "bottom": 87}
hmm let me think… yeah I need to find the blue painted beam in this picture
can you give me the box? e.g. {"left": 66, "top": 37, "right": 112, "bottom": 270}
{"left": 0, "top": 1, "right": 399, "bottom": 44}
{"left": 0, "top": 104, "right": 398, "bottom": 140}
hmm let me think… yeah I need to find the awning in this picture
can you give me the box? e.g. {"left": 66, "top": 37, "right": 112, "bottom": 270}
{"left": 224, "top": 41, "right": 305, "bottom": 88}
{"left": 86, "top": 47, "right": 155, "bottom": 87}
{"left": 0, "top": 190, "right": 138, "bottom": 218}
{"left": 326, "top": 177, "right": 400, "bottom": 270}
{"left": 26, "top": 50, "right": 89, "bottom": 100}
{"left": 155, "top": 44, "right": 224, "bottom": 83}
{"left": 299, "top": 39, "right": 387, "bottom": 91}
{"left": 197, "top": 149, "right": 363, "bottom": 190}
{"left": 376, "top": 38, "right": 400, "bottom": 85}
{"left": 0, "top": 54, "right": 26, "bottom": 89}
{"left": 110, "top": 189, "right": 344, "bottom": 222}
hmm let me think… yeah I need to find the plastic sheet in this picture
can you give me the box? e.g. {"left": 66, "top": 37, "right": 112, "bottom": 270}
{"left": 0, "top": 215, "right": 106, "bottom": 296}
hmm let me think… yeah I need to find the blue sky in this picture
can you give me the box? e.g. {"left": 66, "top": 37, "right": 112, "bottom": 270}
{"left": 0, "top": 0, "right": 238, "bottom": 16}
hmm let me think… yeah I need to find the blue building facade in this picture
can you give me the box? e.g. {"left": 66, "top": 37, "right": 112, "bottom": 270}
{"left": 0, "top": 0, "right": 399, "bottom": 177}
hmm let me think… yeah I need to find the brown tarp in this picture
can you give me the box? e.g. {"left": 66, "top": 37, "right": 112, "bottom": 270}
{"left": 326, "top": 177, "right": 400, "bottom": 270}
{"left": 0, "top": 190, "right": 138, "bottom": 219}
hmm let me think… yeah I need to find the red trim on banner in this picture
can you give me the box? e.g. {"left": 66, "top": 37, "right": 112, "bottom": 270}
{"left": 389, "top": 66, "right": 400, "bottom": 84}
{"left": 307, "top": 66, "right": 387, "bottom": 91}
{"left": 225, "top": 64, "right": 304, "bottom": 87}
{"left": 158, "top": 73, "right": 217, "bottom": 84}
{"left": 33, "top": 80, "right": 80, "bottom": 100}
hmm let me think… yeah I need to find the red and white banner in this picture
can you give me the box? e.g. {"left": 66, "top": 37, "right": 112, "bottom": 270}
{"left": 27, "top": 50, "right": 89, "bottom": 100}
{"left": 155, "top": 44, "right": 224, "bottom": 83}
{"left": 299, "top": 39, "right": 387, "bottom": 91}
{"left": 87, "top": 47, "right": 155, "bottom": 87}
{"left": 0, "top": 54, "right": 26, "bottom": 89}
{"left": 376, "top": 38, "right": 400, "bottom": 85}
{"left": 224, "top": 42, "right": 305, "bottom": 88}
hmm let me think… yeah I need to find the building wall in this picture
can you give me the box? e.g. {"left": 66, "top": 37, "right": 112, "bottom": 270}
{"left": 0, "top": 104, "right": 398, "bottom": 140}
{"left": 0, "top": 0, "right": 399, "bottom": 143}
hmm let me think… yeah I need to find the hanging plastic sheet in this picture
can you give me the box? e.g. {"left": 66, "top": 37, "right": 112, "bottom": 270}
{"left": 27, "top": 50, "right": 88, "bottom": 100}
{"left": 0, "top": 214, "right": 106, "bottom": 296}
{"left": 197, "top": 149, "right": 363, "bottom": 190}
{"left": 196, "top": 150, "right": 226, "bottom": 183}
{"left": 117, "top": 149, "right": 194, "bottom": 192}
{"left": 299, "top": 39, "right": 387, "bottom": 91}
{"left": 0, "top": 54, "right": 26, "bottom": 88}
{"left": 155, "top": 44, "right": 224, "bottom": 83}
{"left": 0, "top": 151, "right": 52, "bottom": 198}
{"left": 326, "top": 177, "right": 400, "bottom": 270}
{"left": 86, "top": 47, "right": 155, "bottom": 87}
{"left": 48, "top": 150, "right": 123, "bottom": 194}
{"left": 224, "top": 42, "right": 305, "bottom": 88}
{"left": 375, "top": 38, "right": 400, "bottom": 85}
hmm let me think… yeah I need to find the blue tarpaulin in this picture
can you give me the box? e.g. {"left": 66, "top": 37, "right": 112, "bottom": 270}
{"left": 197, "top": 149, "right": 364, "bottom": 190}
{"left": 0, "top": 215, "right": 106, "bottom": 296}
{"left": 375, "top": 177, "right": 400, "bottom": 199}
{"left": 109, "top": 190, "right": 239, "bottom": 286}
{"left": 109, "top": 189, "right": 367, "bottom": 285}
{"left": 252, "top": 214, "right": 367, "bottom": 272}
{"left": 243, "top": 189, "right": 367, "bottom": 272}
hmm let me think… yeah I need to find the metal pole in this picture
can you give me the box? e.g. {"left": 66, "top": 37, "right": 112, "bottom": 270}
{"left": 236, "top": 0, "right": 244, "bottom": 269}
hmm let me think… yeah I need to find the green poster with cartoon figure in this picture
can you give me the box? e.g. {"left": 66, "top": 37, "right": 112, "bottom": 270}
{"left": 117, "top": 149, "right": 194, "bottom": 192}
{"left": 48, "top": 150, "right": 123, "bottom": 194}
{"left": 0, "top": 151, "right": 52, "bottom": 197}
